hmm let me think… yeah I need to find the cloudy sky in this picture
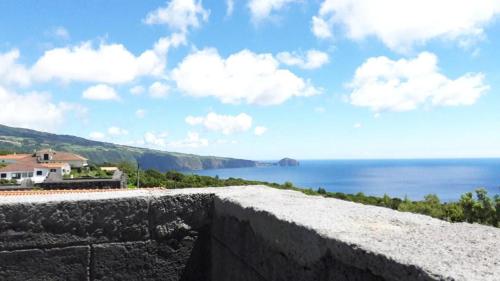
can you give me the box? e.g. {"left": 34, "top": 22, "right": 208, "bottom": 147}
{"left": 1, "top": 0, "right": 500, "bottom": 160}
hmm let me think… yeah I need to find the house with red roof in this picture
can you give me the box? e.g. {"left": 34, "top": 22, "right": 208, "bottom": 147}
{"left": 0, "top": 149, "right": 86, "bottom": 184}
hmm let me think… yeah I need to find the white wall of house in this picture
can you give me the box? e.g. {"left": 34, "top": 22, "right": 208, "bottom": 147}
{"left": 0, "top": 168, "right": 55, "bottom": 183}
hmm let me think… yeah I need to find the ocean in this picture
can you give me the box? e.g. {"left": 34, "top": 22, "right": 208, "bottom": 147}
{"left": 190, "top": 159, "right": 500, "bottom": 201}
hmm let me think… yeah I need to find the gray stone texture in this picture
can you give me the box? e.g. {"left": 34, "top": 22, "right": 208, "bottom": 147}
{"left": 0, "top": 197, "right": 150, "bottom": 251}
{"left": 0, "top": 186, "right": 498, "bottom": 281}
{"left": 0, "top": 246, "right": 89, "bottom": 281}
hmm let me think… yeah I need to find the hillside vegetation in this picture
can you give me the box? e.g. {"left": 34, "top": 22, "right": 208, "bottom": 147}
{"left": 0, "top": 124, "right": 256, "bottom": 171}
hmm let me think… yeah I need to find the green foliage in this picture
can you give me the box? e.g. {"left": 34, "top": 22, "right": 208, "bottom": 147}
{"left": 65, "top": 165, "right": 112, "bottom": 179}
{"left": 0, "top": 179, "right": 18, "bottom": 185}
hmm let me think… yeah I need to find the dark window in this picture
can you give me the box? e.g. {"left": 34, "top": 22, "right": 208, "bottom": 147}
{"left": 12, "top": 173, "right": 21, "bottom": 179}
{"left": 36, "top": 171, "right": 43, "bottom": 176}
{"left": 50, "top": 169, "right": 57, "bottom": 172}
{"left": 28, "top": 172, "right": 33, "bottom": 177}
{"left": 44, "top": 154, "right": 50, "bottom": 161}
{"left": 0, "top": 173, "right": 6, "bottom": 178}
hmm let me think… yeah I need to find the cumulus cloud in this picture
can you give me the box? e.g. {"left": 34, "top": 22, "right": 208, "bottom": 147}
{"left": 130, "top": 85, "right": 145, "bottom": 95}
{"left": 312, "top": 0, "right": 500, "bottom": 52}
{"left": 107, "top": 126, "right": 128, "bottom": 136}
{"left": 277, "top": 50, "right": 329, "bottom": 69}
{"left": 169, "top": 132, "right": 209, "bottom": 148}
{"left": 248, "top": 0, "right": 298, "bottom": 22}
{"left": 171, "top": 48, "right": 319, "bottom": 105}
{"left": 82, "top": 84, "right": 120, "bottom": 101}
{"left": 348, "top": 52, "right": 489, "bottom": 112}
{"left": 0, "top": 86, "right": 79, "bottom": 131}
{"left": 89, "top": 132, "right": 106, "bottom": 140}
{"left": 31, "top": 36, "right": 180, "bottom": 84}
{"left": 144, "top": 0, "right": 209, "bottom": 34}
{"left": 148, "top": 81, "right": 170, "bottom": 98}
{"left": 254, "top": 126, "right": 268, "bottom": 136}
{"left": 226, "top": 0, "right": 235, "bottom": 16}
{"left": 0, "top": 49, "right": 31, "bottom": 86}
{"left": 186, "top": 112, "right": 253, "bottom": 135}
{"left": 143, "top": 131, "right": 169, "bottom": 148}
{"left": 311, "top": 16, "right": 332, "bottom": 39}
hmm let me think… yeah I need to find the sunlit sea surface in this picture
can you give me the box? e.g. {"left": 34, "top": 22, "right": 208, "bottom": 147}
{"left": 189, "top": 159, "right": 500, "bottom": 201}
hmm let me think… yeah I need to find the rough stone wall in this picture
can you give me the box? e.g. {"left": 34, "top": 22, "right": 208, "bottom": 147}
{"left": 0, "top": 186, "right": 498, "bottom": 281}
{"left": 0, "top": 193, "right": 213, "bottom": 281}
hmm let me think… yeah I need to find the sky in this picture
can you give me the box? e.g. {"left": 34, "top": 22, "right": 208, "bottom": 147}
{"left": 0, "top": 0, "right": 500, "bottom": 160}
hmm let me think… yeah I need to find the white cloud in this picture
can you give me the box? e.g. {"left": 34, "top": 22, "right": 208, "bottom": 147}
{"left": 148, "top": 81, "right": 170, "bottom": 98}
{"left": 135, "top": 109, "right": 146, "bottom": 118}
{"left": 348, "top": 52, "right": 489, "bottom": 112}
{"left": 107, "top": 126, "right": 128, "bottom": 136}
{"left": 277, "top": 49, "right": 329, "bottom": 69}
{"left": 186, "top": 112, "right": 253, "bottom": 135}
{"left": 248, "top": 0, "right": 298, "bottom": 22}
{"left": 0, "top": 49, "right": 31, "bottom": 86}
{"left": 89, "top": 132, "right": 106, "bottom": 140}
{"left": 52, "top": 26, "right": 70, "bottom": 40}
{"left": 354, "top": 123, "right": 362, "bottom": 129}
{"left": 226, "top": 0, "right": 235, "bottom": 16}
{"left": 311, "top": 16, "right": 332, "bottom": 39}
{"left": 169, "top": 132, "right": 208, "bottom": 148}
{"left": 0, "top": 86, "right": 75, "bottom": 131}
{"left": 82, "top": 84, "right": 120, "bottom": 101}
{"left": 254, "top": 126, "right": 268, "bottom": 136}
{"left": 144, "top": 0, "right": 209, "bottom": 33}
{"left": 143, "top": 131, "right": 168, "bottom": 148}
{"left": 172, "top": 48, "right": 319, "bottom": 105}
{"left": 31, "top": 36, "right": 179, "bottom": 84}
{"left": 312, "top": 0, "right": 500, "bottom": 52}
{"left": 130, "top": 85, "right": 145, "bottom": 95}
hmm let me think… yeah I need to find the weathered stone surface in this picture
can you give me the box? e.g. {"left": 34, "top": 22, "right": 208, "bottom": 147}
{"left": 212, "top": 215, "right": 384, "bottom": 281}
{"left": 0, "top": 197, "right": 149, "bottom": 251}
{"left": 92, "top": 226, "right": 211, "bottom": 281}
{"left": 149, "top": 193, "right": 214, "bottom": 241}
{"left": 0, "top": 186, "right": 498, "bottom": 281}
{"left": 0, "top": 246, "right": 89, "bottom": 281}
{"left": 214, "top": 186, "right": 500, "bottom": 281}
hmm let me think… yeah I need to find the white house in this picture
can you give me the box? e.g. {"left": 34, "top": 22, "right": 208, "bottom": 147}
{"left": 0, "top": 161, "right": 71, "bottom": 184}
{"left": 0, "top": 149, "right": 81, "bottom": 184}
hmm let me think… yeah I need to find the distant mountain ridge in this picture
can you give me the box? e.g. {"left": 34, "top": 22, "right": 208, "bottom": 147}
{"left": 0, "top": 124, "right": 257, "bottom": 171}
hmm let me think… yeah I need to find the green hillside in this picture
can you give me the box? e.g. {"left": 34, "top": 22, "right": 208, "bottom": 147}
{"left": 0, "top": 124, "right": 257, "bottom": 171}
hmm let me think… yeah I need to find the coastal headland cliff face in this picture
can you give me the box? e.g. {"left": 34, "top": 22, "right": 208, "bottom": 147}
{"left": 0, "top": 186, "right": 498, "bottom": 281}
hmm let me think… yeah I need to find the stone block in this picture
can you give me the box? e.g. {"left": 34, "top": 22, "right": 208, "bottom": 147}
{"left": 0, "top": 197, "right": 149, "bottom": 251}
{"left": 0, "top": 246, "right": 89, "bottom": 281}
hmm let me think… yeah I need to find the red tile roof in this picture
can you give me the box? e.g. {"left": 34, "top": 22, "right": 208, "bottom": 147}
{"left": 0, "top": 159, "right": 46, "bottom": 173}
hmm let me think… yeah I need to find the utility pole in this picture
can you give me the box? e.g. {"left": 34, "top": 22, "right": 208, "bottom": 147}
{"left": 136, "top": 163, "right": 140, "bottom": 189}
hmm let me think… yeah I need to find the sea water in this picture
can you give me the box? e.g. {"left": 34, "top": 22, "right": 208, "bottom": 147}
{"left": 190, "top": 159, "right": 500, "bottom": 201}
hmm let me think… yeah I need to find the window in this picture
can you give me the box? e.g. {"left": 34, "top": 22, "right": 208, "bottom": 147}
{"left": 0, "top": 173, "right": 6, "bottom": 178}
{"left": 21, "top": 173, "right": 28, "bottom": 178}
{"left": 36, "top": 170, "right": 43, "bottom": 176}
{"left": 44, "top": 154, "right": 49, "bottom": 161}
{"left": 50, "top": 169, "right": 57, "bottom": 172}
{"left": 28, "top": 172, "right": 33, "bottom": 177}
{"left": 12, "top": 173, "right": 21, "bottom": 179}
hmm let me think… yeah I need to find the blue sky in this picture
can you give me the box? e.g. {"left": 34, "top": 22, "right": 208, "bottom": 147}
{"left": 1, "top": 0, "right": 500, "bottom": 160}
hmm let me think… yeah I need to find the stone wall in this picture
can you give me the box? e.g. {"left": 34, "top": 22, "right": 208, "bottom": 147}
{"left": 0, "top": 191, "right": 213, "bottom": 281}
{"left": 0, "top": 186, "right": 498, "bottom": 281}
